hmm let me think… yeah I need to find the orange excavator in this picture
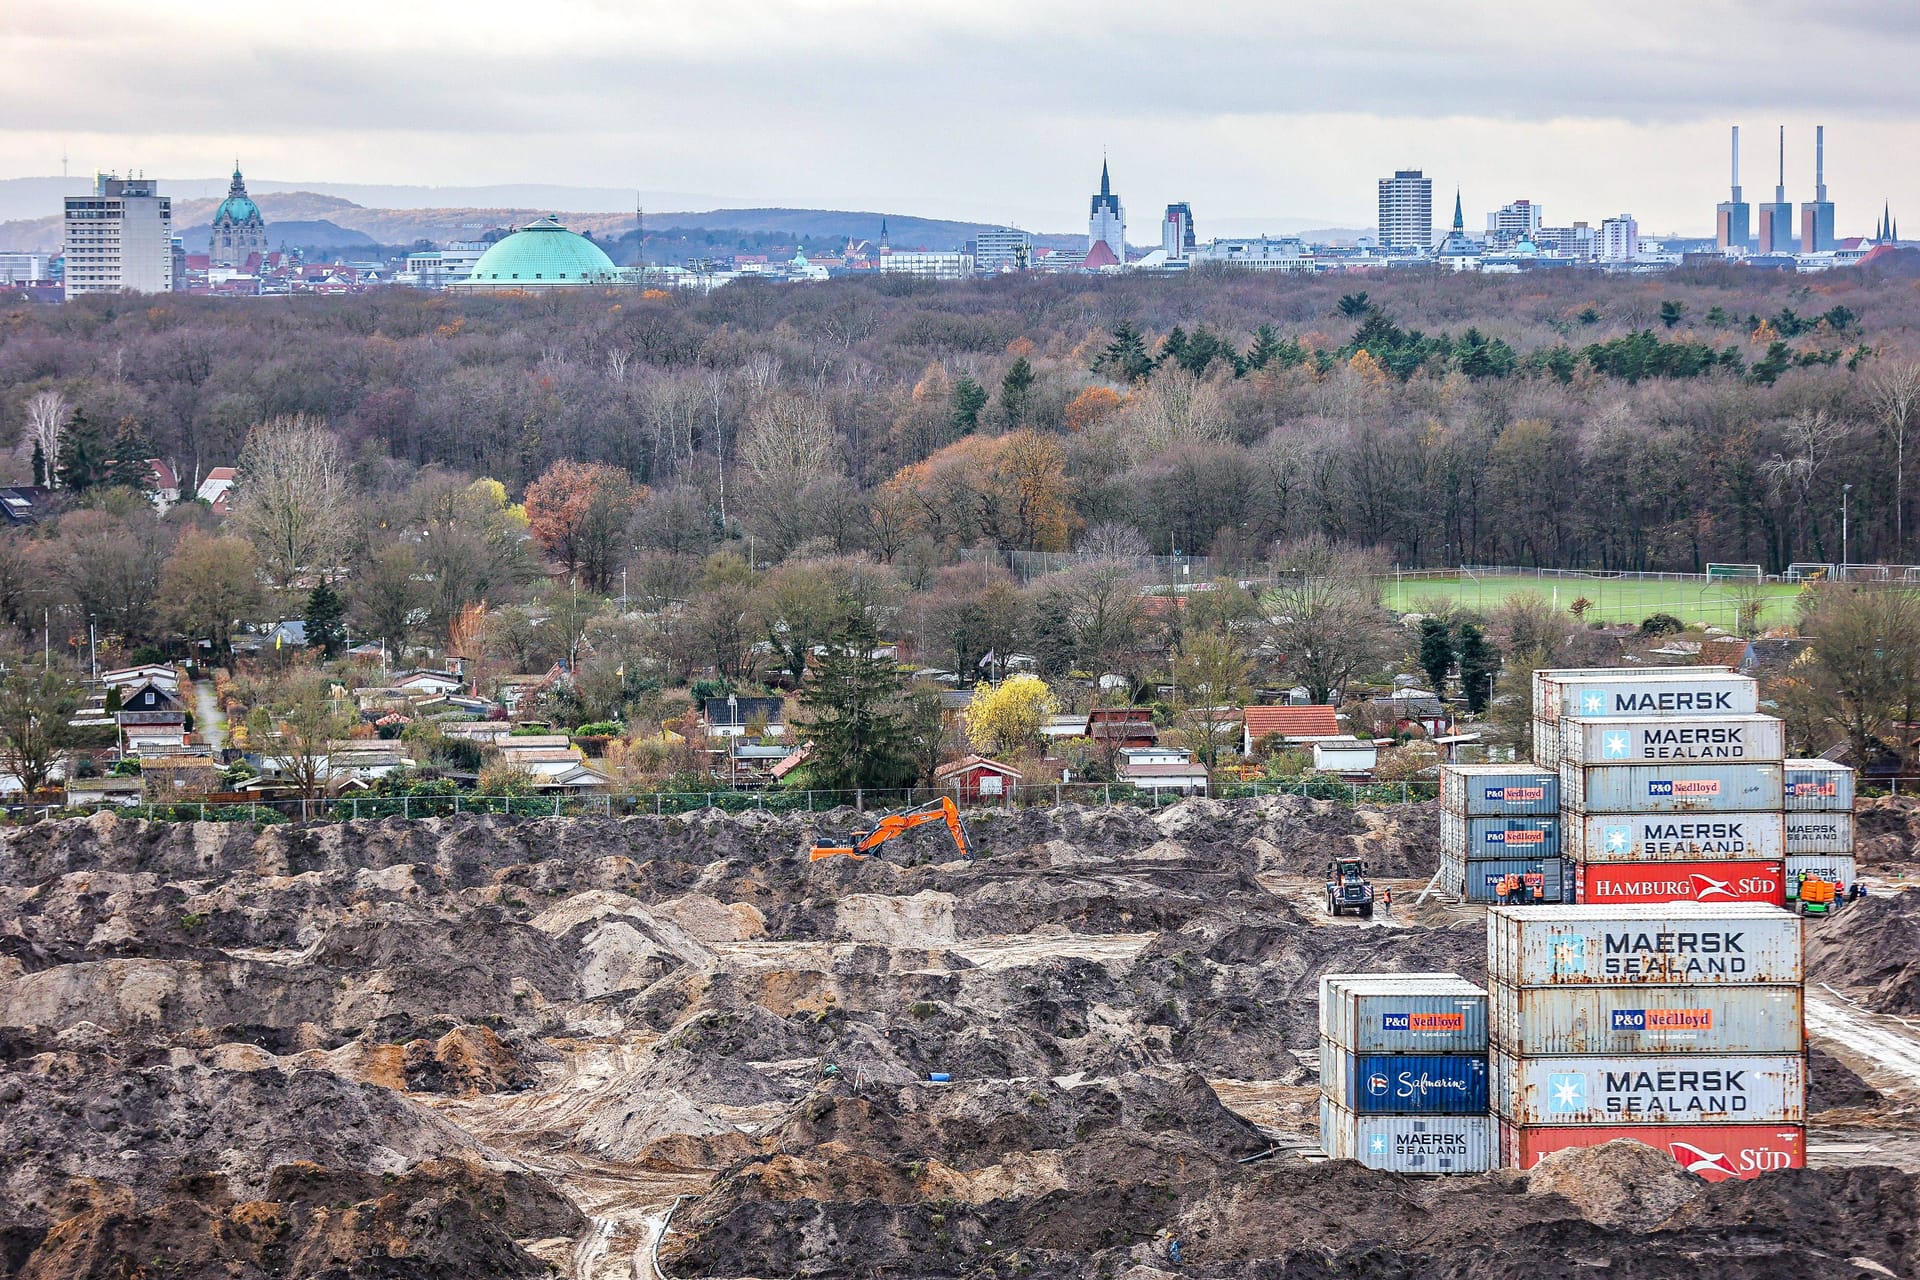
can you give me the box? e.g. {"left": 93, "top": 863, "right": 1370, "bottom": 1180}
{"left": 808, "top": 796, "right": 975, "bottom": 863}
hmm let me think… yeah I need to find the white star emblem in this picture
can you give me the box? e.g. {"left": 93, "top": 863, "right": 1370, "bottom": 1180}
{"left": 1370, "top": 1136, "right": 1387, "bottom": 1154}
{"left": 1604, "top": 827, "right": 1630, "bottom": 854}
{"left": 1604, "top": 732, "right": 1629, "bottom": 758}
{"left": 1549, "top": 1074, "right": 1586, "bottom": 1111}
{"left": 1582, "top": 692, "right": 1605, "bottom": 714}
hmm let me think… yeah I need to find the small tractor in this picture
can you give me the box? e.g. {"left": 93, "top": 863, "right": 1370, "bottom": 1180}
{"left": 809, "top": 796, "right": 976, "bottom": 863}
{"left": 1326, "top": 857, "right": 1375, "bottom": 918}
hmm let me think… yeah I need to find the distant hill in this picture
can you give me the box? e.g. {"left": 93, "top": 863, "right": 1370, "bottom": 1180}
{"left": 0, "top": 176, "right": 723, "bottom": 224}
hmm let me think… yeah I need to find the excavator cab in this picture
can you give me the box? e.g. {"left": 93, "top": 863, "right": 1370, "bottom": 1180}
{"left": 809, "top": 796, "right": 975, "bottom": 863}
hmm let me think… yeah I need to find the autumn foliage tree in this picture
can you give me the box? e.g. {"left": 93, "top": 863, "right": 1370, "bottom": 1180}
{"left": 523, "top": 460, "right": 641, "bottom": 591}
{"left": 883, "top": 430, "right": 1074, "bottom": 553}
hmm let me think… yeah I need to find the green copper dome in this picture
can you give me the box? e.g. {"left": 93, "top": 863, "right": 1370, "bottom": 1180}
{"left": 213, "top": 167, "right": 263, "bottom": 228}
{"left": 463, "top": 217, "right": 618, "bottom": 285}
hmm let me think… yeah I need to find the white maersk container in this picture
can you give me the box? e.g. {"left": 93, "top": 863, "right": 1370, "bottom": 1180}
{"left": 1487, "top": 904, "right": 1804, "bottom": 988}
{"left": 1564, "top": 812, "right": 1787, "bottom": 864}
{"left": 1320, "top": 1099, "right": 1496, "bottom": 1173}
{"left": 1785, "top": 811, "right": 1855, "bottom": 855}
{"left": 1550, "top": 715, "right": 1785, "bottom": 767}
{"left": 1489, "top": 983, "right": 1803, "bottom": 1056}
{"left": 1536, "top": 672, "right": 1759, "bottom": 724}
{"left": 1492, "top": 1051, "right": 1805, "bottom": 1126}
{"left": 1785, "top": 854, "right": 1857, "bottom": 887}
{"left": 1531, "top": 666, "right": 1715, "bottom": 721}
{"left": 1319, "top": 973, "right": 1489, "bottom": 1054}
{"left": 1560, "top": 762, "right": 1784, "bottom": 814}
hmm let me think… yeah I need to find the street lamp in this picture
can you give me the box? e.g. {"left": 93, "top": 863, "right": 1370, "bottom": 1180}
{"left": 1842, "top": 483, "right": 1853, "bottom": 574}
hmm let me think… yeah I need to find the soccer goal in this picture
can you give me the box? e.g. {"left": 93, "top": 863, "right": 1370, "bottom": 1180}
{"left": 1706, "top": 563, "right": 1764, "bottom": 583}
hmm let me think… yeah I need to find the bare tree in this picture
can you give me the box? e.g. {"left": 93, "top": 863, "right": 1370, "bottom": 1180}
{"left": 1078, "top": 522, "right": 1151, "bottom": 560}
{"left": 1261, "top": 538, "right": 1395, "bottom": 705}
{"left": 738, "top": 392, "right": 840, "bottom": 489}
{"left": 25, "top": 389, "right": 69, "bottom": 486}
{"left": 249, "top": 676, "right": 352, "bottom": 802}
{"left": 1872, "top": 361, "right": 1920, "bottom": 551}
{"left": 230, "top": 416, "right": 354, "bottom": 587}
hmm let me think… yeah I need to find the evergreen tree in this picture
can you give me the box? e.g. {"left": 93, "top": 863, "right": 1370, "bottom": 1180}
{"left": 30, "top": 441, "right": 44, "bottom": 487}
{"left": 799, "top": 615, "right": 915, "bottom": 802}
{"left": 1093, "top": 320, "right": 1153, "bottom": 382}
{"left": 1456, "top": 623, "right": 1500, "bottom": 715}
{"left": 950, "top": 374, "right": 988, "bottom": 435}
{"left": 104, "top": 422, "right": 155, "bottom": 492}
{"left": 1417, "top": 618, "right": 1453, "bottom": 697}
{"left": 303, "top": 581, "right": 347, "bottom": 658}
{"left": 1245, "top": 325, "right": 1283, "bottom": 371}
{"left": 54, "top": 410, "right": 106, "bottom": 492}
{"left": 999, "top": 357, "right": 1036, "bottom": 428}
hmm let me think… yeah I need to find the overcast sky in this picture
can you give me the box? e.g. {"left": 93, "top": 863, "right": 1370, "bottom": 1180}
{"left": 6, "top": 0, "right": 1919, "bottom": 236}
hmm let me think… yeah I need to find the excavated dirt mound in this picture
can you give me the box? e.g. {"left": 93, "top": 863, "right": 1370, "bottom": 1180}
{"left": 0, "top": 800, "right": 1908, "bottom": 1280}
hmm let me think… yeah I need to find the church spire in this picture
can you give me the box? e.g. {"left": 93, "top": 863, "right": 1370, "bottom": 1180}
{"left": 1453, "top": 189, "right": 1464, "bottom": 231}
{"left": 1100, "top": 157, "right": 1111, "bottom": 198}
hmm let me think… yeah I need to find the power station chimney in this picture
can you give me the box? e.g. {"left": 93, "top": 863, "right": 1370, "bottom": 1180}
{"left": 1815, "top": 125, "right": 1826, "bottom": 202}
{"left": 1730, "top": 125, "right": 1742, "bottom": 200}
{"left": 1776, "top": 125, "right": 1787, "bottom": 203}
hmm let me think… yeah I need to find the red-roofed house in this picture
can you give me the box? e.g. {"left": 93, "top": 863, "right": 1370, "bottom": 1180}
{"left": 197, "top": 466, "right": 237, "bottom": 515}
{"left": 1242, "top": 704, "right": 1341, "bottom": 755}
{"left": 933, "top": 755, "right": 1022, "bottom": 803}
{"left": 146, "top": 459, "right": 179, "bottom": 511}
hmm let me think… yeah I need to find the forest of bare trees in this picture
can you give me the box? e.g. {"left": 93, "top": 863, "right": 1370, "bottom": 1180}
{"left": 3, "top": 258, "right": 1919, "bottom": 589}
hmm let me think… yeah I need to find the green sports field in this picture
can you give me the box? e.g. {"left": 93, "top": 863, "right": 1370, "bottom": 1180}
{"left": 1379, "top": 573, "right": 1808, "bottom": 630}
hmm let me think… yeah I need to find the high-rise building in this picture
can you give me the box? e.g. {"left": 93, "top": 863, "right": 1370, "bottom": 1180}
{"left": 1087, "top": 160, "right": 1125, "bottom": 265}
{"left": 63, "top": 173, "right": 173, "bottom": 296}
{"left": 1799, "top": 125, "right": 1836, "bottom": 254}
{"left": 0, "top": 253, "right": 51, "bottom": 285}
{"left": 209, "top": 164, "right": 269, "bottom": 268}
{"left": 1162, "top": 203, "right": 1195, "bottom": 261}
{"left": 1486, "top": 199, "right": 1542, "bottom": 248}
{"left": 1756, "top": 126, "right": 1794, "bottom": 255}
{"left": 1715, "top": 125, "right": 1751, "bottom": 254}
{"left": 1377, "top": 170, "right": 1433, "bottom": 253}
{"left": 972, "top": 227, "right": 1032, "bottom": 273}
{"left": 1599, "top": 214, "right": 1639, "bottom": 262}
{"left": 1537, "top": 222, "right": 1597, "bottom": 259}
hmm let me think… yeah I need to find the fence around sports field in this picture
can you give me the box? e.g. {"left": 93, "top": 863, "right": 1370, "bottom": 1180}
{"left": 9, "top": 778, "right": 1443, "bottom": 825}
{"left": 1379, "top": 565, "right": 1809, "bottom": 629}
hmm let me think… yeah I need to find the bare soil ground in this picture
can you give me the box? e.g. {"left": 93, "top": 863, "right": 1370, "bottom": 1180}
{"left": 0, "top": 794, "right": 1917, "bottom": 1278}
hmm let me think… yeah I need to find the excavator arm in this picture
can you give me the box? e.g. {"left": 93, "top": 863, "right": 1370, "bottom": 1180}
{"left": 809, "top": 796, "right": 974, "bottom": 862}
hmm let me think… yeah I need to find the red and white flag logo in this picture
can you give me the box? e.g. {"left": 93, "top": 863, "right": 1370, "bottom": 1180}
{"left": 1670, "top": 1141, "right": 1739, "bottom": 1180}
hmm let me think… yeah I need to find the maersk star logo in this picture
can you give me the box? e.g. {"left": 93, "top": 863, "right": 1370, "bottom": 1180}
{"left": 1549, "top": 934, "right": 1586, "bottom": 974}
{"left": 1603, "top": 826, "right": 1631, "bottom": 855}
{"left": 1547, "top": 1073, "right": 1587, "bottom": 1113}
{"left": 1370, "top": 1135, "right": 1388, "bottom": 1155}
{"left": 1603, "top": 731, "right": 1631, "bottom": 759}
{"left": 1582, "top": 691, "right": 1606, "bottom": 715}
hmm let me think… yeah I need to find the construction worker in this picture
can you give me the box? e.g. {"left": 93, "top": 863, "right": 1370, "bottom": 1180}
{"left": 1381, "top": 887, "right": 1393, "bottom": 916}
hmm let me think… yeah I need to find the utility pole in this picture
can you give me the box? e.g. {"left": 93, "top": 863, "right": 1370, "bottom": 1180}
{"left": 1843, "top": 483, "right": 1853, "bottom": 574}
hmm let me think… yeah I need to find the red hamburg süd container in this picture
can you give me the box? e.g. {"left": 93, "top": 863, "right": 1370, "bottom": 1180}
{"left": 1500, "top": 1121, "right": 1804, "bottom": 1181}
{"left": 1578, "top": 860, "right": 1785, "bottom": 906}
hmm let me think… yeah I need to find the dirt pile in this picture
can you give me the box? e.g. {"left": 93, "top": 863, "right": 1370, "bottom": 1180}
{"left": 1809, "top": 889, "right": 1920, "bottom": 1013}
{"left": 1523, "top": 1139, "right": 1703, "bottom": 1226}
{"left": 0, "top": 799, "right": 1910, "bottom": 1279}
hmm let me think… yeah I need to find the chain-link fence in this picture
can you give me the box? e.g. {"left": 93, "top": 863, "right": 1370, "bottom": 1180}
{"left": 6, "top": 778, "right": 1441, "bottom": 826}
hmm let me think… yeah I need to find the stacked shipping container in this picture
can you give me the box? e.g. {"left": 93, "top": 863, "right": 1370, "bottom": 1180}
{"left": 1437, "top": 766, "right": 1570, "bottom": 902}
{"left": 1784, "top": 759, "right": 1858, "bottom": 889}
{"left": 1319, "top": 974, "right": 1494, "bottom": 1173}
{"left": 1487, "top": 903, "right": 1807, "bottom": 1179}
{"left": 1530, "top": 669, "right": 1821, "bottom": 907}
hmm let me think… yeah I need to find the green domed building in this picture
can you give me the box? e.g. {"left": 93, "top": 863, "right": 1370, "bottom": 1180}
{"left": 210, "top": 164, "right": 268, "bottom": 268}
{"left": 451, "top": 216, "right": 622, "bottom": 291}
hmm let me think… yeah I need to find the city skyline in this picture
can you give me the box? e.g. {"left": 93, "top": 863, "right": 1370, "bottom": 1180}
{"left": 5, "top": 1, "right": 1920, "bottom": 237}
